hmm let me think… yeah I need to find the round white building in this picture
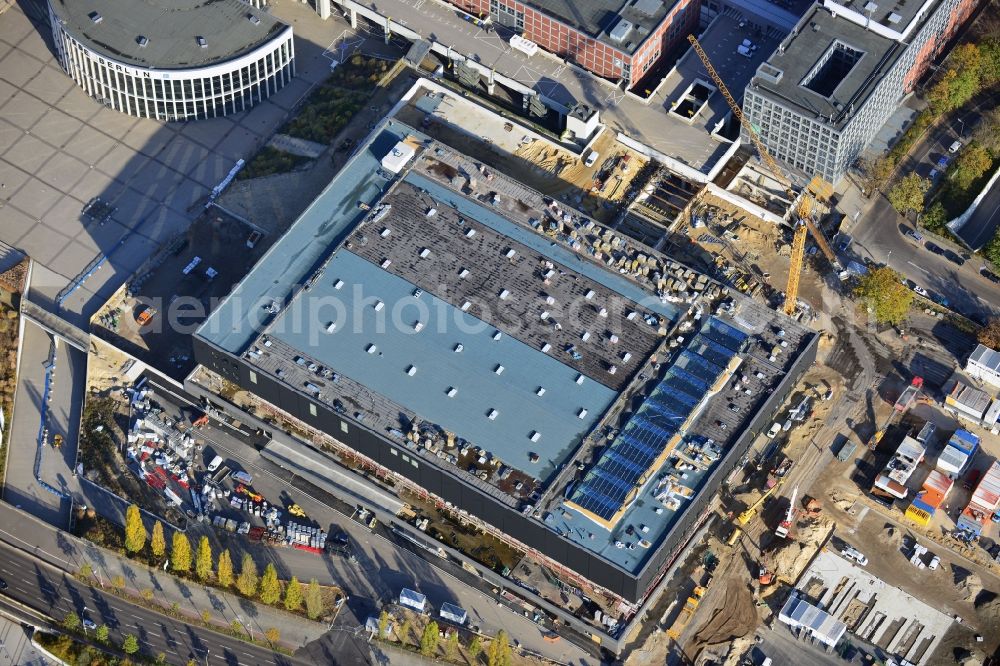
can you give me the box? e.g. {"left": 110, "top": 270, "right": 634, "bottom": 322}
{"left": 47, "top": 0, "right": 295, "bottom": 121}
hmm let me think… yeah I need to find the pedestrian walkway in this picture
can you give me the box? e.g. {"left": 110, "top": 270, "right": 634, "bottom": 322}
{"left": 0, "top": 504, "right": 329, "bottom": 649}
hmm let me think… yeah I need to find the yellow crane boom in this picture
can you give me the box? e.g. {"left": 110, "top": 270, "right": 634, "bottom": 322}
{"left": 686, "top": 35, "right": 842, "bottom": 314}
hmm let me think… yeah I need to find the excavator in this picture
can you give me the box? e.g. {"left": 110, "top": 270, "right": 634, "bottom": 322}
{"left": 737, "top": 476, "right": 785, "bottom": 525}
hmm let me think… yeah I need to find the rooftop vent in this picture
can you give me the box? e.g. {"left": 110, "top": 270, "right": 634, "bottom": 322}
{"left": 458, "top": 267, "right": 470, "bottom": 278}
{"left": 333, "top": 279, "right": 345, "bottom": 290}
{"left": 864, "top": 1, "right": 878, "bottom": 10}
{"left": 136, "top": 36, "right": 149, "bottom": 47}
{"left": 465, "top": 228, "right": 476, "bottom": 238}
{"left": 380, "top": 259, "right": 392, "bottom": 269}
{"left": 419, "top": 247, "right": 431, "bottom": 258}
{"left": 494, "top": 365, "right": 505, "bottom": 374}
{"left": 325, "top": 322, "right": 337, "bottom": 333}
{"left": 374, "top": 300, "right": 384, "bottom": 311}
{"left": 622, "top": 351, "right": 633, "bottom": 363}
{"left": 413, "top": 321, "right": 424, "bottom": 332}
{"left": 446, "top": 387, "right": 458, "bottom": 397}
{"left": 366, "top": 344, "right": 377, "bottom": 354}
{"left": 247, "top": 13, "right": 261, "bottom": 25}
{"left": 461, "top": 301, "right": 471, "bottom": 311}
{"left": 888, "top": 11, "right": 902, "bottom": 22}
{"left": 426, "top": 208, "right": 437, "bottom": 217}
{"left": 545, "top": 295, "right": 555, "bottom": 305}
{"left": 541, "top": 342, "right": 552, "bottom": 352}
{"left": 609, "top": 18, "right": 634, "bottom": 43}
{"left": 581, "top": 331, "right": 591, "bottom": 342}
{"left": 536, "top": 387, "right": 546, "bottom": 396}
{"left": 577, "top": 408, "right": 588, "bottom": 419}
{"left": 196, "top": 36, "right": 207, "bottom": 48}
{"left": 406, "top": 365, "right": 417, "bottom": 376}
{"left": 504, "top": 249, "right": 516, "bottom": 259}
{"left": 575, "top": 374, "right": 585, "bottom": 385}
{"left": 492, "top": 331, "right": 502, "bottom": 341}
{"left": 499, "top": 289, "right": 510, "bottom": 300}
{"left": 487, "top": 409, "right": 499, "bottom": 420}
{"left": 454, "top": 343, "right": 464, "bottom": 352}
{"left": 626, "top": 311, "right": 637, "bottom": 320}
{"left": 609, "top": 334, "right": 619, "bottom": 344}
{"left": 88, "top": 11, "right": 102, "bottom": 23}
{"left": 585, "top": 290, "right": 596, "bottom": 300}
{"left": 530, "top": 431, "right": 541, "bottom": 442}
{"left": 608, "top": 365, "right": 618, "bottom": 375}
{"left": 380, "top": 228, "right": 391, "bottom": 237}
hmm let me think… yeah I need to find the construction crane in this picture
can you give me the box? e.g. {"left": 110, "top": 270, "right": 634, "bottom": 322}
{"left": 687, "top": 35, "right": 842, "bottom": 315}
{"left": 736, "top": 476, "right": 784, "bottom": 525}
{"left": 774, "top": 485, "right": 798, "bottom": 539}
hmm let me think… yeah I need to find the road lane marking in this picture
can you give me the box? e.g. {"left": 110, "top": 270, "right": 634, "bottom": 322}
{"left": 906, "top": 261, "right": 929, "bottom": 275}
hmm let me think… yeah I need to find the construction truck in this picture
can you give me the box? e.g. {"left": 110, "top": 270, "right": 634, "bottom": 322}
{"left": 666, "top": 586, "right": 706, "bottom": 639}
{"left": 758, "top": 566, "right": 774, "bottom": 586}
{"left": 774, "top": 486, "right": 798, "bottom": 539}
{"left": 737, "top": 477, "right": 785, "bottom": 525}
{"left": 867, "top": 377, "right": 923, "bottom": 450}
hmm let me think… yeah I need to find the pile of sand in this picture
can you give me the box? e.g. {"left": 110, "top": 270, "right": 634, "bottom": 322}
{"left": 959, "top": 573, "right": 984, "bottom": 602}
{"left": 767, "top": 541, "right": 814, "bottom": 580}
{"left": 881, "top": 524, "right": 903, "bottom": 548}
{"left": 974, "top": 592, "right": 1000, "bottom": 621}
{"left": 828, "top": 491, "right": 857, "bottom": 512}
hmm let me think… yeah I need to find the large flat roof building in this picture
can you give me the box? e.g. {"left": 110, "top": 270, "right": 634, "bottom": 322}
{"left": 743, "top": 0, "right": 978, "bottom": 182}
{"left": 192, "top": 118, "right": 816, "bottom": 609}
{"left": 48, "top": 0, "right": 294, "bottom": 120}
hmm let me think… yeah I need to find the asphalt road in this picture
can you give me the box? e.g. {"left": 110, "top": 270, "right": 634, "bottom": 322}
{"left": 0, "top": 539, "right": 369, "bottom": 666}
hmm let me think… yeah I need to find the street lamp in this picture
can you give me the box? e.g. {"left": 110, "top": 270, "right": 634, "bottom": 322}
{"left": 957, "top": 117, "right": 966, "bottom": 137}
{"left": 204, "top": 648, "right": 210, "bottom": 666}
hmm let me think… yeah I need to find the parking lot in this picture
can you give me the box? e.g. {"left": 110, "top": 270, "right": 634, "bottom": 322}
{"left": 0, "top": 0, "right": 334, "bottom": 325}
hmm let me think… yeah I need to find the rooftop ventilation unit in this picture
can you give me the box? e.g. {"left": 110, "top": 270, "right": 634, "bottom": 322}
{"left": 380, "top": 259, "right": 392, "bottom": 269}
{"left": 366, "top": 344, "right": 378, "bottom": 354}
{"left": 499, "top": 289, "right": 510, "bottom": 300}
{"left": 575, "top": 374, "right": 585, "bottom": 385}
{"left": 626, "top": 311, "right": 637, "bottom": 320}
{"left": 541, "top": 342, "right": 552, "bottom": 352}
{"left": 622, "top": 351, "right": 633, "bottom": 362}
{"left": 492, "top": 331, "right": 502, "bottom": 341}
{"left": 536, "top": 387, "right": 546, "bottom": 396}
{"left": 413, "top": 321, "right": 424, "bottom": 332}
{"left": 581, "top": 331, "right": 591, "bottom": 341}
{"left": 197, "top": 36, "right": 207, "bottom": 48}
{"left": 540, "top": 311, "right": 550, "bottom": 320}
{"left": 248, "top": 13, "right": 261, "bottom": 25}
{"left": 374, "top": 300, "right": 384, "bottom": 311}
{"left": 530, "top": 431, "right": 541, "bottom": 442}
{"left": 446, "top": 387, "right": 458, "bottom": 397}
{"left": 325, "top": 322, "right": 337, "bottom": 333}
{"left": 609, "top": 18, "right": 634, "bottom": 42}
{"left": 578, "top": 408, "right": 588, "bottom": 419}
{"left": 406, "top": 365, "right": 417, "bottom": 376}
{"left": 419, "top": 247, "right": 431, "bottom": 258}
{"left": 380, "top": 228, "right": 391, "bottom": 237}
{"left": 608, "top": 365, "right": 618, "bottom": 375}
{"left": 585, "top": 290, "right": 596, "bottom": 300}
{"left": 88, "top": 11, "right": 103, "bottom": 23}
{"left": 461, "top": 301, "right": 471, "bottom": 311}
{"left": 487, "top": 409, "right": 499, "bottom": 420}
{"left": 609, "top": 334, "right": 619, "bottom": 344}
{"left": 333, "top": 279, "right": 345, "bottom": 290}
{"left": 888, "top": 11, "right": 902, "bottom": 22}
{"left": 459, "top": 268, "right": 470, "bottom": 278}
{"left": 598, "top": 307, "right": 608, "bottom": 318}
{"left": 505, "top": 249, "right": 516, "bottom": 259}
{"left": 454, "top": 343, "right": 464, "bottom": 352}
{"left": 426, "top": 208, "right": 437, "bottom": 217}
{"left": 545, "top": 295, "right": 555, "bottom": 305}
{"left": 465, "top": 228, "right": 476, "bottom": 238}
{"left": 864, "top": 1, "right": 878, "bottom": 10}
{"left": 137, "top": 36, "right": 149, "bottom": 47}
{"left": 494, "top": 365, "right": 505, "bottom": 375}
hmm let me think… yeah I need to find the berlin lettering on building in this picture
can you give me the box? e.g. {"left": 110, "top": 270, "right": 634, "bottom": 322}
{"left": 93, "top": 55, "right": 154, "bottom": 78}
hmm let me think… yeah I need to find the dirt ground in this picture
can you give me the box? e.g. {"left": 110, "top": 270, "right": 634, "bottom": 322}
{"left": 686, "top": 576, "right": 758, "bottom": 659}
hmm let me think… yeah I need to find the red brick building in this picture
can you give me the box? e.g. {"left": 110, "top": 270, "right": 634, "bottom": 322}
{"left": 449, "top": 0, "right": 700, "bottom": 87}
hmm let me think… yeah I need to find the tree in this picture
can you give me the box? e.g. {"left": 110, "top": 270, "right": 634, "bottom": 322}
{"left": 856, "top": 154, "right": 896, "bottom": 194}
{"left": 487, "top": 630, "right": 511, "bottom": 666}
{"left": 79, "top": 563, "right": 93, "bottom": 580}
{"left": 854, "top": 266, "right": 914, "bottom": 325}
{"left": 420, "top": 621, "right": 440, "bottom": 657}
{"left": 468, "top": 636, "right": 482, "bottom": 659}
{"left": 200, "top": 609, "right": 212, "bottom": 624}
{"left": 398, "top": 619, "right": 411, "bottom": 645}
{"left": 124, "top": 504, "right": 147, "bottom": 554}
{"left": 63, "top": 611, "right": 80, "bottom": 632}
{"left": 216, "top": 549, "right": 234, "bottom": 588}
{"left": 265, "top": 627, "right": 281, "bottom": 645}
{"left": 236, "top": 554, "right": 258, "bottom": 597}
{"left": 377, "top": 610, "right": 390, "bottom": 640}
{"left": 921, "top": 201, "right": 948, "bottom": 231}
{"left": 195, "top": 536, "right": 213, "bottom": 581}
{"left": 155, "top": 653, "right": 167, "bottom": 666}
{"left": 150, "top": 521, "right": 166, "bottom": 561}
{"left": 231, "top": 620, "right": 245, "bottom": 637}
{"left": 973, "top": 107, "right": 1000, "bottom": 153}
{"left": 122, "top": 634, "right": 139, "bottom": 655}
{"left": 95, "top": 624, "right": 109, "bottom": 643}
{"left": 284, "top": 576, "right": 304, "bottom": 612}
{"left": 112, "top": 574, "right": 125, "bottom": 592}
{"left": 887, "top": 173, "right": 930, "bottom": 215}
{"left": 259, "top": 563, "right": 281, "bottom": 605}
{"left": 950, "top": 143, "right": 994, "bottom": 190}
{"left": 447, "top": 631, "right": 459, "bottom": 659}
{"left": 304, "top": 578, "right": 324, "bottom": 620}
{"left": 979, "top": 318, "right": 1000, "bottom": 348}
{"left": 171, "top": 532, "right": 192, "bottom": 573}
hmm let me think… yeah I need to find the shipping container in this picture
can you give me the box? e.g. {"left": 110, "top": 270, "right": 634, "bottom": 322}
{"left": 399, "top": 588, "right": 427, "bottom": 613}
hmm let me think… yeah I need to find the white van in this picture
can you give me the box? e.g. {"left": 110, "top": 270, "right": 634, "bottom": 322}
{"left": 584, "top": 150, "right": 599, "bottom": 167}
{"left": 949, "top": 140, "right": 963, "bottom": 153}
{"left": 207, "top": 455, "right": 224, "bottom": 472}
{"left": 841, "top": 546, "right": 868, "bottom": 566}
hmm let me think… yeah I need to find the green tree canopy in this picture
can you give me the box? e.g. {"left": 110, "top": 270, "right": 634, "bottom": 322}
{"left": 887, "top": 173, "right": 930, "bottom": 215}
{"left": 216, "top": 549, "right": 234, "bottom": 588}
{"left": 62, "top": 611, "right": 80, "bottom": 632}
{"left": 487, "top": 630, "right": 512, "bottom": 666}
{"left": 122, "top": 634, "right": 139, "bottom": 655}
{"left": 856, "top": 154, "right": 896, "bottom": 194}
{"left": 420, "top": 621, "right": 440, "bottom": 656}
{"left": 978, "top": 318, "right": 1000, "bottom": 349}
{"left": 236, "top": 554, "right": 258, "bottom": 597}
{"left": 854, "top": 266, "right": 913, "bottom": 325}
{"left": 195, "top": 536, "right": 213, "bottom": 581}
{"left": 124, "top": 504, "right": 147, "bottom": 554}
{"left": 259, "top": 563, "right": 281, "bottom": 605}
{"left": 950, "top": 143, "right": 994, "bottom": 190}
{"left": 284, "top": 576, "right": 304, "bottom": 612}
{"left": 304, "top": 578, "right": 324, "bottom": 620}
{"left": 171, "top": 532, "right": 192, "bottom": 573}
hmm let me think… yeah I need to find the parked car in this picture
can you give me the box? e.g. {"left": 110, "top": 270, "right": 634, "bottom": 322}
{"left": 207, "top": 455, "right": 224, "bottom": 472}
{"left": 841, "top": 546, "right": 868, "bottom": 566}
{"left": 913, "top": 285, "right": 928, "bottom": 297}
{"left": 950, "top": 140, "right": 963, "bottom": 153}
{"left": 925, "top": 241, "right": 946, "bottom": 255}
{"left": 584, "top": 150, "right": 599, "bottom": 167}
{"left": 981, "top": 267, "right": 1000, "bottom": 284}
{"left": 928, "top": 555, "right": 941, "bottom": 570}
{"left": 82, "top": 619, "right": 97, "bottom": 631}
{"left": 944, "top": 249, "right": 965, "bottom": 266}
{"left": 904, "top": 228, "right": 924, "bottom": 242}
{"left": 930, "top": 292, "right": 950, "bottom": 308}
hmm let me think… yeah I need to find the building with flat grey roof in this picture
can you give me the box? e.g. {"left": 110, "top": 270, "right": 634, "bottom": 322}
{"left": 48, "top": 0, "right": 294, "bottom": 120}
{"left": 743, "top": 0, "right": 978, "bottom": 182}
{"left": 191, "top": 117, "right": 816, "bottom": 613}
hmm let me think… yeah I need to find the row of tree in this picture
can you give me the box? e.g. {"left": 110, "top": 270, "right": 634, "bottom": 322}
{"left": 377, "top": 609, "right": 513, "bottom": 665}
{"left": 124, "top": 504, "right": 326, "bottom": 618}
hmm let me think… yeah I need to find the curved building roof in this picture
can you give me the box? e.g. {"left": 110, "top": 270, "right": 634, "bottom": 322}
{"left": 48, "top": 0, "right": 288, "bottom": 70}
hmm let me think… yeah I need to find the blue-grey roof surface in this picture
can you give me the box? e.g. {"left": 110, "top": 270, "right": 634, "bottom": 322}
{"left": 269, "top": 249, "right": 617, "bottom": 480}
{"left": 200, "top": 123, "right": 411, "bottom": 354}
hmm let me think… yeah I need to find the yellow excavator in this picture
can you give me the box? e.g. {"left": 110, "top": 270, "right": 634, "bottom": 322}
{"left": 736, "top": 476, "right": 785, "bottom": 525}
